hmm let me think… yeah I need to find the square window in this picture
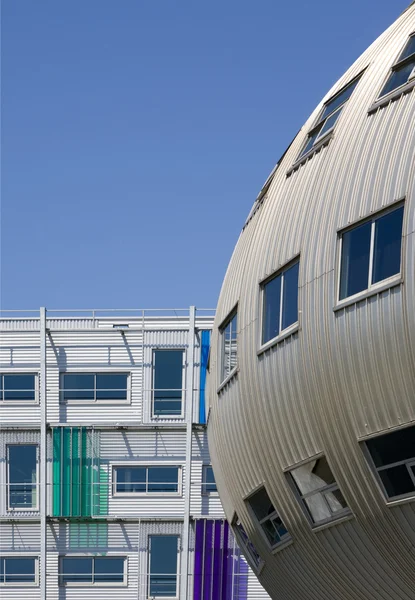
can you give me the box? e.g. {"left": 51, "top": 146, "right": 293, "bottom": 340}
{"left": 152, "top": 350, "right": 184, "bottom": 416}
{"left": 247, "top": 487, "right": 290, "bottom": 548}
{"left": 202, "top": 465, "right": 217, "bottom": 494}
{"left": 219, "top": 309, "right": 238, "bottom": 384}
{"left": 365, "top": 426, "right": 415, "bottom": 500}
{"left": 148, "top": 535, "right": 179, "bottom": 598}
{"left": 261, "top": 259, "right": 299, "bottom": 345}
{"left": 7, "top": 445, "right": 38, "bottom": 511}
{"left": 297, "top": 75, "right": 362, "bottom": 160}
{"left": 61, "top": 373, "right": 128, "bottom": 402}
{"left": 0, "top": 374, "right": 36, "bottom": 402}
{"left": 379, "top": 34, "right": 415, "bottom": 98}
{"left": 338, "top": 204, "right": 404, "bottom": 301}
{"left": 60, "top": 556, "right": 126, "bottom": 585}
{"left": 289, "top": 456, "right": 349, "bottom": 525}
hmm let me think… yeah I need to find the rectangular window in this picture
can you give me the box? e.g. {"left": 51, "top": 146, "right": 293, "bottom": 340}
{"left": 60, "top": 556, "right": 126, "bottom": 585}
{"left": 298, "top": 75, "right": 362, "bottom": 159}
{"left": 0, "top": 557, "right": 37, "bottom": 585}
{"left": 61, "top": 373, "right": 128, "bottom": 402}
{"left": 153, "top": 350, "right": 184, "bottom": 416}
{"left": 289, "top": 456, "right": 349, "bottom": 525}
{"left": 202, "top": 465, "right": 217, "bottom": 494}
{"left": 219, "top": 309, "right": 238, "bottom": 383}
{"left": 0, "top": 374, "right": 36, "bottom": 402}
{"left": 338, "top": 204, "right": 404, "bottom": 301}
{"left": 247, "top": 487, "right": 290, "bottom": 548}
{"left": 261, "top": 259, "right": 299, "bottom": 345}
{"left": 232, "top": 517, "right": 262, "bottom": 571}
{"left": 365, "top": 426, "right": 415, "bottom": 500}
{"left": 113, "top": 466, "right": 180, "bottom": 494}
{"left": 148, "top": 535, "right": 179, "bottom": 598}
{"left": 379, "top": 34, "right": 415, "bottom": 98}
{"left": 7, "top": 445, "right": 38, "bottom": 511}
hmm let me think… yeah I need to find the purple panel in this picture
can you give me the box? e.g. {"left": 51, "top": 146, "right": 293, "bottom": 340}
{"left": 221, "top": 521, "right": 229, "bottom": 600}
{"left": 212, "top": 520, "right": 223, "bottom": 600}
{"left": 193, "top": 520, "right": 205, "bottom": 600}
{"left": 226, "top": 526, "right": 234, "bottom": 600}
{"left": 235, "top": 556, "right": 249, "bottom": 600}
{"left": 203, "top": 520, "right": 213, "bottom": 600}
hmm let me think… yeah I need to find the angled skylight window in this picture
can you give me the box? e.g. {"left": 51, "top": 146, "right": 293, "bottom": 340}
{"left": 379, "top": 33, "right": 415, "bottom": 97}
{"left": 298, "top": 75, "right": 362, "bottom": 160}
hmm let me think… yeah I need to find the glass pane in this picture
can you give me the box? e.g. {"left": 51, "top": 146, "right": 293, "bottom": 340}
{"left": 249, "top": 488, "right": 275, "bottom": 521}
{"left": 291, "top": 457, "right": 335, "bottom": 494}
{"left": 3, "top": 374, "right": 35, "bottom": 401}
{"left": 299, "top": 126, "right": 321, "bottom": 157}
{"left": 154, "top": 351, "right": 183, "bottom": 415}
{"left": 304, "top": 493, "right": 333, "bottom": 523}
{"left": 94, "top": 557, "right": 124, "bottom": 582}
{"left": 372, "top": 207, "right": 404, "bottom": 284}
{"left": 261, "top": 519, "right": 281, "bottom": 546}
{"left": 221, "top": 312, "right": 238, "bottom": 380}
{"left": 380, "top": 60, "right": 415, "bottom": 96}
{"left": 316, "top": 108, "right": 342, "bottom": 139}
{"left": 8, "top": 445, "right": 37, "bottom": 509}
{"left": 115, "top": 467, "right": 146, "bottom": 493}
{"left": 324, "top": 488, "right": 348, "bottom": 513}
{"left": 63, "top": 374, "right": 94, "bottom": 401}
{"left": 262, "top": 274, "right": 281, "bottom": 344}
{"left": 366, "top": 427, "right": 415, "bottom": 467}
{"left": 235, "top": 520, "right": 261, "bottom": 567}
{"left": 203, "top": 466, "right": 217, "bottom": 493}
{"left": 282, "top": 262, "right": 299, "bottom": 331}
{"left": 379, "top": 465, "right": 415, "bottom": 498}
{"left": 339, "top": 221, "right": 371, "bottom": 299}
{"left": 148, "top": 467, "right": 179, "bottom": 493}
{"left": 149, "top": 536, "right": 178, "bottom": 597}
{"left": 62, "top": 557, "right": 93, "bottom": 583}
{"left": 319, "top": 78, "right": 360, "bottom": 121}
{"left": 4, "top": 558, "right": 35, "bottom": 583}
{"left": 398, "top": 35, "right": 415, "bottom": 62}
{"left": 96, "top": 373, "right": 127, "bottom": 400}
{"left": 271, "top": 515, "right": 289, "bottom": 539}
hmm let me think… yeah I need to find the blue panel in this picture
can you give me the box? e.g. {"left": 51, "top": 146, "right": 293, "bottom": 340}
{"left": 199, "top": 330, "right": 211, "bottom": 424}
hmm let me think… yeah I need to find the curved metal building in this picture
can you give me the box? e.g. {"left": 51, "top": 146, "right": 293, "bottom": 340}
{"left": 207, "top": 4, "right": 415, "bottom": 599}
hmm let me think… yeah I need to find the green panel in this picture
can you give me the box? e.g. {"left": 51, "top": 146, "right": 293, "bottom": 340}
{"left": 81, "top": 427, "right": 90, "bottom": 517}
{"left": 62, "top": 427, "right": 71, "bottom": 516}
{"left": 98, "top": 467, "right": 108, "bottom": 517}
{"left": 71, "top": 427, "right": 80, "bottom": 517}
{"left": 52, "top": 428, "right": 61, "bottom": 516}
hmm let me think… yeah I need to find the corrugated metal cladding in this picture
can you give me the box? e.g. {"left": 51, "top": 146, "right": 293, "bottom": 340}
{"left": 0, "top": 310, "right": 270, "bottom": 600}
{"left": 207, "top": 5, "right": 415, "bottom": 600}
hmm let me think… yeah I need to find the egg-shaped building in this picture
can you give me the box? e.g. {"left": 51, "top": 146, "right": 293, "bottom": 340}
{"left": 207, "top": 4, "right": 415, "bottom": 600}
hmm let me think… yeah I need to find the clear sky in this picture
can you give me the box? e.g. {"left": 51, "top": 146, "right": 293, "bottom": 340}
{"left": 1, "top": 0, "right": 410, "bottom": 310}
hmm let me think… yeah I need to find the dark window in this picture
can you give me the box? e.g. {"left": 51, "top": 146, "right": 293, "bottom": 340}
{"left": 153, "top": 350, "right": 184, "bottom": 416}
{"left": 60, "top": 556, "right": 125, "bottom": 585}
{"left": 114, "top": 466, "right": 180, "bottom": 494}
{"left": 220, "top": 310, "right": 238, "bottom": 383}
{"left": 247, "top": 487, "right": 290, "bottom": 548}
{"left": 148, "top": 535, "right": 179, "bottom": 597}
{"left": 339, "top": 205, "right": 404, "bottom": 301}
{"left": 298, "top": 75, "right": 361, "bottom": 159}
{"left": 365, "top": 426, "right": 415, "bottom": 500}
{"left": 379, "top": 34, "right": 415, "bottom": 97}
{"left": 233, "top": 517, "right": 262, "bottom": 570}
{"left": 262, "top": 260, "right": 299, "bottom": 344}
{"left": 62, "top": 373, "right": 128, "bottom": 402}
{"left": 0, "top": 374, "right": 36, "bottom": 402}
{"left": 202, "top": 465, "right": 217, "bottom": 494}
{"left": 289, "top": 457, "right": 349, "bottom": 525}
{"left": 0, "top": 557, "right": 36, "bottom": 584}
{"left": 7, "top": 445, "right": 38, "bottom": 510}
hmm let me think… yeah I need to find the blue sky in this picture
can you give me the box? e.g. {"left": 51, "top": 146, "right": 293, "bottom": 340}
{"left": 1, "top": 0, "right": 409, "bottom": 310}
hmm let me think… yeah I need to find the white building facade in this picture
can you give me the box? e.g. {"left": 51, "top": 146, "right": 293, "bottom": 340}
{"left": 0, "top": 307, "right": 269, "bottom": 600}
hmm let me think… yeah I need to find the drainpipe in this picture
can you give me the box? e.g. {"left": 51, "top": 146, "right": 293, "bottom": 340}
{"left": 40, "top": 307, "right": 47, "bottom": 598}
{"left": 181, "top": 306, "right": 196, "bottom": 600}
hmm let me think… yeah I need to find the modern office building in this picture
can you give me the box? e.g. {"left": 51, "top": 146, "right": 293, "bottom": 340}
{"left": 207, "top": 3, "right": 415, "bottom": 600}
{"left": 0, "top": 307, "right": 269, "bottom": 600}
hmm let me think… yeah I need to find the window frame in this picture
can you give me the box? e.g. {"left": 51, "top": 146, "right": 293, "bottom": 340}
{"left": 58, "top": 555, "right": 127, "bottom": 587}
{"left": 245, "top": 485, "right": 291, "bottom": 551}
{"left": 112, "top": 463, "right": 182, "bottom": 497}
{"left": 362, "top": 427, "right": 415, "bottom": 503}
{"left": 218, "top": 306, "right": 238, "bottom": 388}
{"left": 0, "top": 555, "right": 38, "bottom": 586}
{"left": 147, "top": 534, "right": 180, "bottom": 600}
{"left": 151, "top": 349, "right": 186, "bottom": 419}
{"left": 287, "top": 456, "right": 351, "bottom": 528}
{"left": 6, "top": 444, "right": 39, "bottom": 512}
{"left": 374, "top": 32, "right": 415, "bottom": 106}
{"left": 201, "top": 465, "right": 218, "bottom": 495}
{"left": 60, "top": 371, "right": 131, "bottom": 404}
{"left": 292, "top": 72, "right": 363, "bottom": 167}
{"left": 335, "top": 200, "right": 405, "bottom": 309}
{"left": 231, "top": 514, "right": 264, "bottom": 574}
{"left": 259, "top": 256, "right": 300, "bottom": 352}
{"left": 0, "top": 372, "right": 38, "bottom": 404}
